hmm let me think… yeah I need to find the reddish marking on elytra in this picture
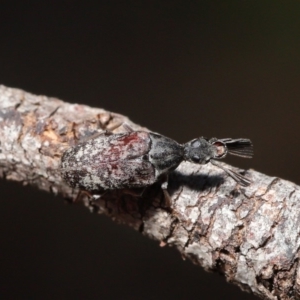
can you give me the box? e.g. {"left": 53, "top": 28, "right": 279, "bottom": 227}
{"left": 119, "top": 132, "right": 140, "bottom": 145}
{"left": 110, "top": 162, "right": 118, "bottom": 170}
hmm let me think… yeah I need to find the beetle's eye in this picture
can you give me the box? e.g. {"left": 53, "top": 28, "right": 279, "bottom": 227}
{"left": 212, "top": 141, "right": 227, "bottom": 158}
{"left": 192, "top": 155, "right": 200, "bottom": 162}
{"left": 191, "top": 140, "right": 201, "bottom": 148}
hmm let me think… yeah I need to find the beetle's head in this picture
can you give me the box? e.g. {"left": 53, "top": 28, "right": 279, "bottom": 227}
{"left": 183, "top": 138, "right": 227, "bottom": 165}
{"left": 183, "top": 137, "right": 253, "bottom": 186}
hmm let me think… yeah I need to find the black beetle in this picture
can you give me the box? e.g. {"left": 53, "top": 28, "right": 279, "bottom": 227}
{"left": 61, "top": 126, "right": 253, "bottom": 201}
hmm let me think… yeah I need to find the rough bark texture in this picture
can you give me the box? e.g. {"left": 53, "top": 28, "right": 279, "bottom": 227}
{"left": 0, "top": 85, "right": 299, "bottom": 300}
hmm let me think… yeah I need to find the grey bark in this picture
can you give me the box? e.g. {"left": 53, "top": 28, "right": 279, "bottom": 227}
{"left": 0, "top": 85, "right": 299, "bottom": 300}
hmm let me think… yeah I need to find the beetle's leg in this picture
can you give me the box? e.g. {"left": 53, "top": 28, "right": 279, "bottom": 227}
{"left": 76, "top": 121, "right": 135, "bottom": 145}
{"left": 107, "top": 122, "right": 134, "bottom": 133}
{"left": 107, "top": 121, "right": 134, "bottom": 132}
{"left": 161, "top": 175, "right": 172, "bottom": 208}
{"left": 86, "top": 192, "right": 109, "bottom": 213}
{"left": 77, "top": 130, "right": 111, "bottom": 144}
{"left": 78, "top": 120, "right": 136, "bottom": 144}
{"left": 87, "top": 193, "right": 104, "bottom": 213}
{"left": 121, "top": 188, "right": 145, "bottom": 197}
{"left": 122, "top": 123, "right": 134, "bottom": 132}
{"left": 107, "top": 122, "right": 123, "bottom": 131}
{"left": 67, "top": 189, "right": 93, "bottom": 204}
{"left": 68, "top": 190, "right": 105, "bottom": 213}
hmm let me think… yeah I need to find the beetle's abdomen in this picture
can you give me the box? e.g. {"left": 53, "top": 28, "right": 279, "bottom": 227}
{"left": 61, "top": 131, "right": 156, "bottom": 191}
{"left": 149, "top": 132, "right": 184, "bottom": 176}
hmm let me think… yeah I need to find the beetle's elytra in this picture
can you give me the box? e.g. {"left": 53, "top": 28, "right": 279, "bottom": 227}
{"left": 61, "top": 127, "right": 253, "bottom": 196}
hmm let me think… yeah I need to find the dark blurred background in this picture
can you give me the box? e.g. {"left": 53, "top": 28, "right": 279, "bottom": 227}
{"left": 0, "top": 1, "right": 299, "bottom": 299}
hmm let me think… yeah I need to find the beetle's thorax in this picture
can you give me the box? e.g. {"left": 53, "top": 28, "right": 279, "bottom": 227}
{"left": 148, "top": 132, "right": 184, "bottom": 176}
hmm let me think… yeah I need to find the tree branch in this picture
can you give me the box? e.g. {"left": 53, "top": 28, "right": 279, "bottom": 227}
{"left": 0, "top": 85, "right": 299, "bottom": 300}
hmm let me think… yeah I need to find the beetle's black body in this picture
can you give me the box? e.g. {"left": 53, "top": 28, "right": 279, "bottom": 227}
{"left": 61, "top": 129, "right": 253, "bottom": 194}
